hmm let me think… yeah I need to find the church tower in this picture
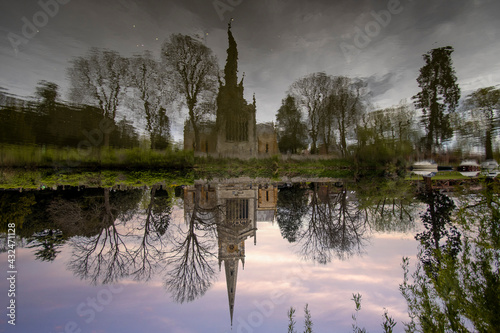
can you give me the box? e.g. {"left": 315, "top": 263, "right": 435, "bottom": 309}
{"left": 215, "top": 20, "right": 257, "bottom": 158}
{"left": 216, "top": 182, "right": 258, "bottom": 326}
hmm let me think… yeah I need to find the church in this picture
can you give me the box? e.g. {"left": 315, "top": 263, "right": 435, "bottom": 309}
{"left": 184, "top": 22, "right": 278, "bottom": 158}
{"left": 183, "top": 180, "right": 278, "bottom": 326}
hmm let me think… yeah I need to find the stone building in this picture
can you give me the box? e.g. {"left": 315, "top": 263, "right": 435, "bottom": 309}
{"left": 257, "top": 122, "right": 279, "bottom": 156}
{"left": 183, "top": 22, "right": 277, "bottom": 158}
{"left": 182, "top": 180, "right": 278, "bottom": 326}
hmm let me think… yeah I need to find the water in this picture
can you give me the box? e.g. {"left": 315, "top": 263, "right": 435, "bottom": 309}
{"left": 2, "top": 177, "right": 479, "bottom": 332}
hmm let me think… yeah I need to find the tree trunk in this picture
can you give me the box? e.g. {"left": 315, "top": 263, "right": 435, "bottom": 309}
{"left": 485, "top": 127, "right": 493, "bottom": 160}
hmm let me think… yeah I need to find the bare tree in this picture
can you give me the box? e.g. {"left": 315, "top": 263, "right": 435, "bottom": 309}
{"left": 321, "top": 76, "right": 366, "bottom": 156}
{"left": 297, "top": 183, "right": 367, "bottom": 264}
{"left": 161, "top": 34, "right": 219, "bottom": 151}
{"left": 65, "top": 188, "right": 132, "bottom": 285}
{"left": 130, "top": 185, "right": 173, "bottom": 281}
{"left": 288, "top": 72, "right": 334, "bottom": 154}
{"left": 67, "top": 47, "right": 129, "bottom": 146}
{"left": 165, "top": 185, "right": 219, "bottom": 303}
{"left": 128, "top": 51, "right": 174, "bottom": 149}
{"left": 462, "top": 87, "right": 500, "bottom": 160}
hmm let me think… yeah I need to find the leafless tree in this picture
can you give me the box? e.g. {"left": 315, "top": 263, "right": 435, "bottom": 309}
{"left": 130, "top": 185, "right": 173, "bottom": 281}
{"left": 65, "top": 188, "right": 133, "bottom": 285}
{"left": 321, "top": 76, "right": 366, "bottom": 156}
{"left": 288, "top": 72, "right": 334, "bottom": 154}
{"left": 128, "top": 51, "right": 174, "bottom": 149}
{"left": 67, "top": 47, "right": 129, "bottom": 146}
{"left": 161, "top": 34, "right": 219, "bottom": 151}
{"left": 164, "top": 185, "right": 220, "bottom": 303}
{"left": 297, "top": 183, "right": 367, "bottom": 264}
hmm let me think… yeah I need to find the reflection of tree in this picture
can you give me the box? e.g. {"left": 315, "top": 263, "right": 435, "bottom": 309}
{"left": 356, "top": 179, "right": 417, "bottom": 233}
{"left": 66, "top": 188, "right": 133, "bottom": 284}
{"left": 296, "top": 183, "right": 367, "bottom": 264}
{"left": 0, "top": 192, "right": 36, "bottom": 232}
{"left": 130, "top": 185, "right": 172, "bottom": 281}
{"left": 165, "top": 185, "right": 219, "bottom": 303}
{"left": 276, "top": 184, "right": 308, "bottom": 242}
{"left": 401, "top": 180, "right": 499, "bottom": 332}
{"left": 26, "top": 230, "right": 64, "bottom": 262}
{"left": 415, "top": 189, "right": 460, "bottom": 278}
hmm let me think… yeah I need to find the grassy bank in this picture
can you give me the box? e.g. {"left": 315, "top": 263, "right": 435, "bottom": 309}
{"left": 193, "top": 155, "right": 354, "bottom": 179}
{"left": 0, "top": 168, "right": 194, "bottom": 190}
{"left": 0, "top": 144, "right": 194, "bottom": 169}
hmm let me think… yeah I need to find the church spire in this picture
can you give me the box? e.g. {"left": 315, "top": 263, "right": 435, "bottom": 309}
{"left": 224, "top": 258, "right": 239, "bottom": 327}
{"left": 224, "top": 18, "right": 238, "bottom": 88}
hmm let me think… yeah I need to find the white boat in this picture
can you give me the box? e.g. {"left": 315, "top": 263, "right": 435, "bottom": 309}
{"left": 412, "top": 161, "right": 438, "bottom": 177}
{"left": 481, "top": 160, "right": 499, "bottom": 178}
{"left": 458, "top": 160, "right": 480, "bottom": 177}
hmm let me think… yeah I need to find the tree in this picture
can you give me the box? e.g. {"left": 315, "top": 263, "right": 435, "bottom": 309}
{"left": 321, "top": 76, "right": 366, "bottom": 156}
{"left": 161, "top": 34, "right": 219, "bottom": 151}
{"left": 462, "top": 86, "right": 500, "bottom": 159}
{"left": 277, "top": 184, "right": 309, "bottom": 242}
{"left": 67, "top": 47, "right": 129, "bottom": 146}
{"left": 128, "top": 51, "right": 173, "bottom": 149}
{"left": 289, "top": 72, "right": 334, "bottom": 154}
{"left": 413, "top": 46, "right": 460, "bottom": 155}
{"left": 296, "top": 182, "right": 367, "bottom": 264}
{"left": 35, "top": 80, "right": 58, "bottom": 115}
{"left": 275, "top": 95, "right": 308, "bottom": 154}
{"left": 165, "top": 185, "right": 218, "bottom": 303}
{"left": 357, "top": 101, "right": 419, "bottom": 164}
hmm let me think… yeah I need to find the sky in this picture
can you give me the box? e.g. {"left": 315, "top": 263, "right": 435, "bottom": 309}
{"left": 1, "top": 0, "right": 499, "bottom": 139}
{"left": 0, "top": 204, "right": 421, "bottom": 333}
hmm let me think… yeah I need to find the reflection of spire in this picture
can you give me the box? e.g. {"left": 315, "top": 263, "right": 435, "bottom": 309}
{"left": 224, "top": 257, "right": 239, "bottom": 326}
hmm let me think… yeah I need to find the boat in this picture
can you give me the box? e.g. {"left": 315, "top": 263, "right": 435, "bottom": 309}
{"left": 481, "top": 160, "right": 499, "bottom": 178}
{"left": 411, "top": 161, "right": 438, "bottom": 177}
{"left": 458, "top": 160, "right": 481, "bottom": 177}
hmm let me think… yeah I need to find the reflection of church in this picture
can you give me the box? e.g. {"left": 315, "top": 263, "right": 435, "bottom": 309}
{"left": 183, "top": 180, "right": 277, "bottom": 325}
{"left": 183, "top": 22, "right": 278, "bottom": 158}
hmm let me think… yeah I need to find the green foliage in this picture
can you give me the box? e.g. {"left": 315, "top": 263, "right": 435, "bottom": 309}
{"left": 351, "top": 293, "right": 367, "bottom": 333}
{"left": 400, "top": 179, "right": 500, "bottom": 332}
{"left": 355, "top": 102, "right": 417, "bottom": 171}
{"left": 413, "top": 46, "right": 460, "bottom": 154}
{"left": 276, "top": 95, "right": 308, "bottom": 154}
{"left": 0, "top": 144, "right": 193, "bottom": 170}
{"left": 286, "top": 305, "right": 313, "bottom": 333}
{"left": 381, "top": 308, "right": 397, "bottom": 333}
{"left": 304, "top": 304, "right": 313, "bottom": 333}
{"left": 0, "top": 192, "right": 36, "bottom": 231}
{"left": 288, "top": 307, "right": 297, "bottom": 333}
{"left": 277, "top": 184, "right": 308, "bottom": 242}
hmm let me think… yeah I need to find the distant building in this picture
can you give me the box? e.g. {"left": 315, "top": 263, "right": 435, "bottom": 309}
{"left": 183, "top": 22, "right": 277, "bottom": 159}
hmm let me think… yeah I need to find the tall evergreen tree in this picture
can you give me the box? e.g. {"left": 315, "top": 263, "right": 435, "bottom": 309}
{"left": 276, "top": 95, "right": 308, "bottom": 154}
{"left": 413, "top": 46, "right": 460, "bottom": 155}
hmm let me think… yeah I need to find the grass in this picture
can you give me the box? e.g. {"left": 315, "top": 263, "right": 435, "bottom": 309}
{"left": 193, "top": 155, "right": 354, "bottom": 180}
{"left": 0, "top": 168, "right": 194, "bottom": 190}
{"left": 0, "top": 144, "right": 194, "bottom": 169}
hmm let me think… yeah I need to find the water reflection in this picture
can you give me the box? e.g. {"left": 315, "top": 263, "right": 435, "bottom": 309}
{"left": 0, "top": 177, "right": 498, "bottom": 330}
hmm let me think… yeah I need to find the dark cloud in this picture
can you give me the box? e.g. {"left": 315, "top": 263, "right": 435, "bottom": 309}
{"left": 1, "top": 0, "right": 499, "bottom": 134}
